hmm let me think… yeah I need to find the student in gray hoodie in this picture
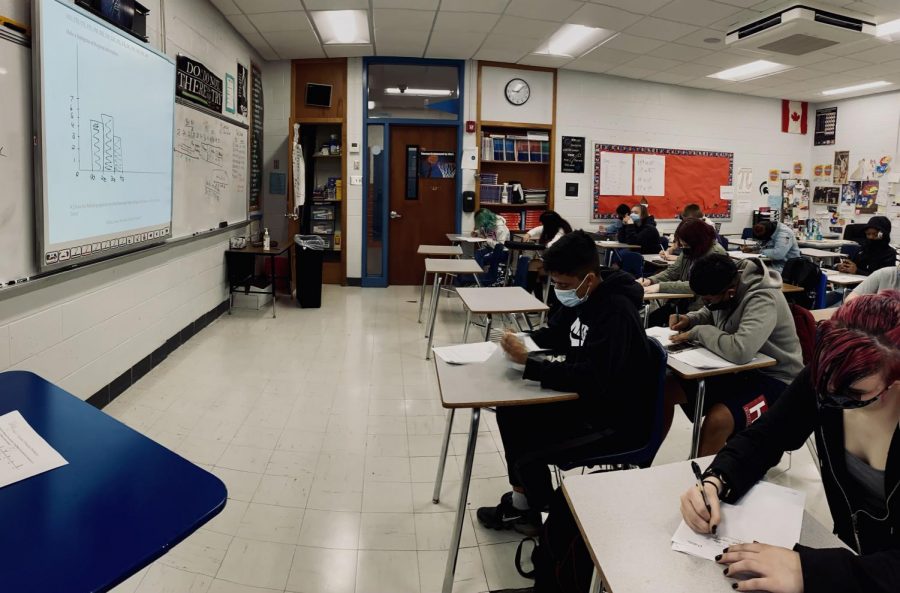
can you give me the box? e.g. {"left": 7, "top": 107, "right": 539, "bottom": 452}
{"left": 667, "top": 254, "right": 804, "bottom": 456}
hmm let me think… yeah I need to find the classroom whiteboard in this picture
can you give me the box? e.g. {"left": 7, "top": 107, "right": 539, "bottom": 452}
{"left": 0, "top": 28, "right": 38, "bottom": 284}
{"left": 172, "top": 101, "right": 249, "bottom": 238}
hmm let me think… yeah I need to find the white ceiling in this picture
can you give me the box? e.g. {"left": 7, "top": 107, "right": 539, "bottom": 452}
{"left": 212, "top": 0, "right": 900, "bottom": 102}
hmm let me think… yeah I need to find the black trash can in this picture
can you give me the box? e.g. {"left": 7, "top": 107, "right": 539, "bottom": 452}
{"left": 295, "top": 235, "right": 325, "bottom": 308}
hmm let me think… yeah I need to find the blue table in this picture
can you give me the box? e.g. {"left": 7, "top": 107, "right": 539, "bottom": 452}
{"left": 0, "top": 371, "right": 227, "bottom": 592}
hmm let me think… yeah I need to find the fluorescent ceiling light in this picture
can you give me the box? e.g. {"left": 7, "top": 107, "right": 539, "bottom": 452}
{"left": 384, "top": 87, "right": 453, "bottom": 97}
{"left": 533, "top": 24, "right": 616, "bottom": 58}
{"left": 822, "top": 81, "right": 891, "bottom": 96}
{"left": 310, "top": 10, "right": 370, "bottom": 45}
{"left": 708, "top": 60, "right": 788, "bottom": 81}
{"left": 876, "top": 18, "right": 900, "bottom": 37}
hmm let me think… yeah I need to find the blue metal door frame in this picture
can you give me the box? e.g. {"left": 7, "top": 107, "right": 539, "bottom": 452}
{"left": 361, "top": 57, "right": 465, "bottom": 287}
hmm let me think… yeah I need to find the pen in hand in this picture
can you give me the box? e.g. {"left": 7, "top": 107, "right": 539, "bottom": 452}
{"left": 691, "top": 461, "right": 715, "bottom": 534}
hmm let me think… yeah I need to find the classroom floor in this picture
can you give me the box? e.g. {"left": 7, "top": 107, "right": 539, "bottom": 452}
{"left": 105, "top": 285, "right": 832, "bottom": 593}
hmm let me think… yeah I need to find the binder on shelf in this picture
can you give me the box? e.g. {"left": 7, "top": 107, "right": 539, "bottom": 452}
{"left": 491, "top": 136, "right": 505, "bottom": 161}
{"left": 529, "top": 140, "right": 542, "bottom": 163}
{"left": 504, "top": 138, "right": 516, "bottom": 161}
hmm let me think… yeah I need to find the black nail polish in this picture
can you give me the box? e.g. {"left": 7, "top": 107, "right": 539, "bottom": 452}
{"left": 715, "top": 554, "right": 722, "bottom": 561}
{"left": 723, "top": 568, "right": 728, "bottom": 576}
{"left": 712, "top": 525, "right": 717, "bottom": 534}
{"left": 722, "top": 547, "right": 729, "bottom": 553}
{"left": 732, "top": 584, "right": 738, "bottom": 590}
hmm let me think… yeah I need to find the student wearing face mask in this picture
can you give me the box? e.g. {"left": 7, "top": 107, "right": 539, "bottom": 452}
{"left": 477, "top": 231, "right": 656, "bottom": 534}
{"left": 666, "top": 254, "right": 803, "bottom": 456}
{"left": 618, "top": 203, "right": 662, "bottom": 254}
{"left": 837, "top": 216, "right": 895, "bottom": 276}
{"left": 679, "top": 291, "right": 900, "bottom": 593}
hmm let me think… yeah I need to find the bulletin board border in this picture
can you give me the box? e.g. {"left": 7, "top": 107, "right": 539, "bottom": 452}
{"left": 592, "top": 144, "right": 734, "bottom": 220}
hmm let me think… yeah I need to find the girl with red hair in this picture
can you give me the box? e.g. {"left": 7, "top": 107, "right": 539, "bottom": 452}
{"left": 680, "top": 290, "right": 900, "bottom": 593}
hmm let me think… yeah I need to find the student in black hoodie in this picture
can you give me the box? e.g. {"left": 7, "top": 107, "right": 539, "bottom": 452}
{"left": 679, "top": 291, "right": 900, "bottom": 593}
{"left": 477, "top": 231, "right": 656, "bottom": 535}
{"left": 836, "top": 216, "right": 896, "bottom": 276}
{"left": 619, "top": 203, "right": 662, "bottom": 254}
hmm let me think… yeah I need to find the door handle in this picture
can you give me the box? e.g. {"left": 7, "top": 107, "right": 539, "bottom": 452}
{"left": 390, "top": 211, "right": 402, "bottom": 219}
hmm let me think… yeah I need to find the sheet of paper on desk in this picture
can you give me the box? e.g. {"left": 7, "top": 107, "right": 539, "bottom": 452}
{"left": 456, "top": 236, "right": 484, "bottom": 243}
{"left": 433, "top": 342, "right": 498, "bottom": 364}
{"left": 672, "top": 481, "right": 806, "bottom": 560}
{"left": 671, "top": 348, "right": 742, "bottom": 369}
{"left": 0, "top": 410, "right": 68, "bottom": 489}
{"left": 646, "top": 326, "right": 678, "bottom": 348}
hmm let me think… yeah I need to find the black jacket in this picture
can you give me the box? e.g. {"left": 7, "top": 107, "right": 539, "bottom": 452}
{"left": 618, "top": 221, "right": 662, "bottom": 254}
{"left": 708, "top": 368, "right": 900, "bottom": 593}
{"left": 853, "top": 217, "right": 896, "bottom": 276}
{"left": 524, "top": 269, "right": 656, "bottom": 446}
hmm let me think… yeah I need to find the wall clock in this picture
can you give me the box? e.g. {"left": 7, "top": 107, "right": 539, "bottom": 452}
{"left": 505, "top": 78, "right": 530, "bottom": 106}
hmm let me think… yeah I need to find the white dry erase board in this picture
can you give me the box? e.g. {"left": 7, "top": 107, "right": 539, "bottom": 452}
{"left": 172, "top": 100, "right": 249, "bottom": 238}
{"left": 0, "top": 26, "right": 38, "bottom": 284}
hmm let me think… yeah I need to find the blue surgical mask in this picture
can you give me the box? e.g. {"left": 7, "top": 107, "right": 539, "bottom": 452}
{"left": 630, "top": 214, "right": 640, "bottom": 223}
{"left": 554, "top": 275, "right": 592, "bottom": 308}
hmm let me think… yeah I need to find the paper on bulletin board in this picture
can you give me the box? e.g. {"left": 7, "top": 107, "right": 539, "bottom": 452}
{"left": 599, "top": 152, "right": 633, "bottom": 196}
{"left": 736, "top": 168, "right": 753, "bottom": 194}
{"left": 462, "top": 148, "right": 478, "bottom": 170}
{"left": 720, "top": 186, "right": 734, "bottom": 201}
{"left": 633, "top": 154, "right": 665, "bottom": 196}
{"left": 735, "top": 199, "right": 751, "bottom": 214}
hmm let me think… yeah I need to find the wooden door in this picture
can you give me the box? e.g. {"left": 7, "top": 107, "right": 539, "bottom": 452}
{"left": 388, "top": 125, "right": 458, "bottom": 285}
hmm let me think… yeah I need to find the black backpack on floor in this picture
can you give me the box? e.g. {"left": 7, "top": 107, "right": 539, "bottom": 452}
{"left": 781, "top": 256, "right": 821, "bottom": 309}
{"left": 514, "top": 487, "right": 594, "bottom": 593}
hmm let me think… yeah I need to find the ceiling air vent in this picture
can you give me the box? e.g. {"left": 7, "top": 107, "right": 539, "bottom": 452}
{"left": 725, "top": 5, "right": 875, "bottom": 56}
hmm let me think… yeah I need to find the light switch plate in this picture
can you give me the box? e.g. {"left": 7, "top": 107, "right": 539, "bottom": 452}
{"left": 350, "top": 175, "right": 362, "bottom": 185}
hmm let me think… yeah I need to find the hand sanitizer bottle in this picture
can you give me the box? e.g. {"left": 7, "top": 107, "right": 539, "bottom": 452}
{"left": 263, "top": 228, "right": 270, "bottom": 250}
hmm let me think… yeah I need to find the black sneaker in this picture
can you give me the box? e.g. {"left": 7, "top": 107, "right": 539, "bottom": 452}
{"left": 476, "top": 491, "right": 541, "bottom": 536}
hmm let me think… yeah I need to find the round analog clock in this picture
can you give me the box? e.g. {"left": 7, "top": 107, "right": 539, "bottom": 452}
{"left": 505, "top": 78, "right": 530, "bottom": 106}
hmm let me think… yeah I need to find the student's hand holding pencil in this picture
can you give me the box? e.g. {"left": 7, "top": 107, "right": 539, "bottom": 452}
{"left": 500, "top": 331, "right": 528, "bottom": 365}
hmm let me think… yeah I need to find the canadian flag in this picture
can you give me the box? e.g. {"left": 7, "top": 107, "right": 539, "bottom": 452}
{"left": 782, "top": 100, "right": 808, "bottom": 134}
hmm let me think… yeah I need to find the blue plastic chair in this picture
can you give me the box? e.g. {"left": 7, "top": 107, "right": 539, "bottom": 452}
{"left": 555, "top": 337, "right": 668, "bottom": 471}
{"left": 741, "top": 227, "right": 754, "bottom": 240}
{"left": 840, "top": 244, "right": 860, "bottom": 260}
{"left": 717, "top": 235, "right": 729, "bottom": 251}
{"left": 612, "top": 249, "right": 643, "bottom": 278}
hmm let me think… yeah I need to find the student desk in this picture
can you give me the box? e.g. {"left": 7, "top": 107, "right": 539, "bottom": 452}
{"left": 811, "top": 308, "right": 837, "bottom": 322}
{"left": 782, "top": 282, "right": 804, "bottom": 293}
{"left": 423, "top": 258, "right": 485, "bottom": 359}
{"left": 562, "top": 459, "right": 846, "bottom": 593}
{"left": 642, "top": 254, "right": 671, "bottom": 267}
{"left": 0, "top": 371, "right": 226, "bottom": 593}
{"left": 456, "top": 286, "right": 548, "bottom": 342}
{"left": 417, "top": 245, "right": 464, "bottom": 323}
{"left": 823, "top": 268, "right": 866, "bottom": 287}
{"left": 726, "top": 237, "right": 757, "bottom": 247}
{"left": 728, "top": 251, "right": 768, "bottom": 261}
{"left": 801, "top": 247, "right": 844, "bottom": 263}
{"left": 799, "top": 239, "right": 856, "bottom": 250}
{"left": 431, "top": 353, "right": 577, "bottom": 593}
{"left": 641, "top": 292, "right": 694, "bottom": 328}
{"left": 226, "top": 240, "right": 292, "bottom": 318}
{"left": 446, "top": 233, "right": 486, "bottom": 245}
{"left": 666, "top": 351, "right": 776, "bottom": 458}
{"left": 595, "top": 240, "right": 641, "bottom": 266}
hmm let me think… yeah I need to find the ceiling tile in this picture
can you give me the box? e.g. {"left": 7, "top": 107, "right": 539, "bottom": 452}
{"left": 376, "top": 41, "right": 427, "bottom": 57}
{"left": 708, "top": 9, "right": 762, "bottom": 32}
{"left": 210, "top": 0, "right": 241, "bottom": 16}
{"left": 233, "top": 0, "right": 303, "bottom": 14}
{"left": 586, "top": 0, "right": 671, "bottom": 14}
{"left": 676, "top": 28, "right": 727, "bottom": 49}
{"left": 240, "top": 31, "right": 279, "bottom": 60}
{"left": 642, "top": 71, "right": 697, "bottom": 84}
{"left": 845, "top": 1, "right": 900, "bottom": 19}
{"left": 428, "top": 30, "right": 488, "bottom": 49}
{"left": 264, "top": 30, "right": 322, "bottom": 53}
{"left": 373, "top": 9, "right": 436, "bottom": 32}
{"left": 682, "top": 77, "right": 731, "bottom": 90}
{"left": 625, "top": 17, "right": 699, "bottom": 41}
{"left": 605, "top": 65, "right": 660, "bottom": 78}
{"left": 506, "top": 0, "right": 583, "bottom": 22}
{"left": 764, "top": 68, "right": 827, "bottom": 82}
{"left": 664, "top": 61, "right": 723, "bottom": 77}
{"left": 567, "top": 4, "right": 644, "bottom": 31}
{"left": 566, "top": 58, "right": 618, "bottom": 74}
{"left": 845, "top": 59, "right": 900, "bottom": 78}
{"left": 579, "top": 45, "right": 642, "bottom": 65}
{"left": 424, "top": 43, "right": 478, "bottom": 59}
{"left": 433, "top": 11, "right": 500, "bottom": 33}
{"left": 518, "top": 54, "right": 576, "bottom": 68}
{"left": 821, "top": 38, "right": 888, "bottom": 59}
{"left": 304, "top": 0, "right": 368, "bottom": 7}
{"left": 481, "top": 35, "right": 552, "bottom": 52}
{"left": 225, "top": 14, "right": 257, "bottom": 36}
{"left": 647, "top": 42, "right": 714, "bottom": 61}
{"left": 325, "top": 44, "right": 374, "bottom": 57}
{"left": 694, "top": 49, "right": 765, "bottom": 67}
{"left": 440, "top": 0, "right": 509, "bottom": 12}
{"left": 374, "top": 0, "right": 439, "bottom": 8}
{"left": 247, "top": 11, "right": 311, "bottom": 33}
{"left": 652, "top": 0, "right": 744, "bottom": 27}
{"left": 492, "top": 16, "right": 560, "bottom": 39}
{"left": 806, "top": 56, "right": 872, "bottom": 72}
{"left": 601, "top": 33, "right": 668, "bottom": 54}
{"left": 846, "top": 41, "right": 900, "bottom": 63}
{"left": 623, "top": 55, "right": 684, "bottom": 72}
{"left": 474, "top": 47, "right": 529, "bottom": 62}
{"left": 716, "top": 0, "right": 765, "bottom": 7}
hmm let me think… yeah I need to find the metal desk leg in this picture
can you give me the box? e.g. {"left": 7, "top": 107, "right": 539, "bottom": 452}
{"left": 589, "top": 568, "right": 602, "bottom": 593}
{"left": 483, "top": 314, "right": 493, "bottom": 341}
{"left": 442, "top": 407, "right": 480, "bottom": 593}
{"left": 270, "top": 254, "right": 276, "bottom": 319}
{"left": 463, "top": 310, "right": 471, "bottom": 343}
{"left": 426, "top": 273, "right": 441, "bottom": 338}
{"left": 426, "top": 273, "right": 442, "bottom": 359}
{"left": 418, "top": 270, "right": 429, "bottom": 323}
{"left": 643, "top": 304, "right": 650, "bottom": 329}
{"left": 433, "top": 408, "right": 456, "bottom": 503}
{"left": 689, "top": 379, "right": 706, "bottom": 458}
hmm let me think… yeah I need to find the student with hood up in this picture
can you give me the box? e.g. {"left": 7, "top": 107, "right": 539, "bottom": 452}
{"left": 837, "top": 216, "right": 896, "bottom": 277}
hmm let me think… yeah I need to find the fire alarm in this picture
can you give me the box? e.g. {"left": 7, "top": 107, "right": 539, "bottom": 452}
{"left": 466, "top": 120, "right": 476, "bottom": 133}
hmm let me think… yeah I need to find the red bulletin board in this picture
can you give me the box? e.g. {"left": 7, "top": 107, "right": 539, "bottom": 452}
{"left": 592, "top": 144, "right": 733, "bottom": 220}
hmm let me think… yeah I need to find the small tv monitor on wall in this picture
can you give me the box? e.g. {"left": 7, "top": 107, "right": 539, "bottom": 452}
{"left": 305, "top": 83, "right": 333, "bottom": 108}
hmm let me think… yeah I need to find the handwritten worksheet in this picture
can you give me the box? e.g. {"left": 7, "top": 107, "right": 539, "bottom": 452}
{"left": 599, "top": 152, "right": 633, "bottom": 196}
{"left": 633, "top": 154, "right": 666, "bottom": 196}
{"left": 0, "top": 411, "right": 68, "bottom": 489}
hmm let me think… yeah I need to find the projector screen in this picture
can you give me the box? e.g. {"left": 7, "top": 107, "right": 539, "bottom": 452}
{"left": 33, "top": 0, "right": 175, "bottom": 271}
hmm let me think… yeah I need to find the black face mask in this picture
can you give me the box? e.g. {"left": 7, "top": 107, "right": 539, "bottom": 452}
{"left": 706, "top": 299, "right": 734, "bottom": 311}
{"left": 681, "top": 247, "right": 693, "bottom": 257}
